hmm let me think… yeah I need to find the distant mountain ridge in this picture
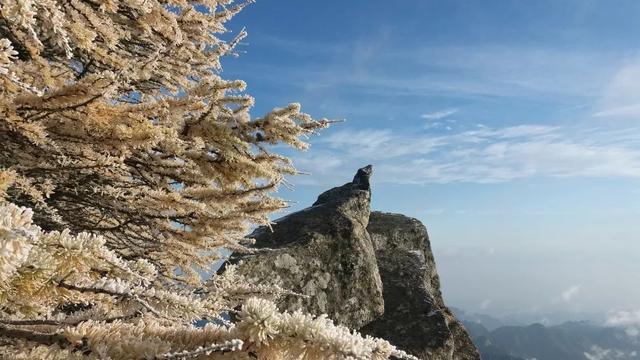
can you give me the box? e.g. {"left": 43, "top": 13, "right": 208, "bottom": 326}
{"left": 458, "top": 315, "right": 640, "bottom": 360}
{"left": 451, "top": 307, "right": 517, "bottom": 331}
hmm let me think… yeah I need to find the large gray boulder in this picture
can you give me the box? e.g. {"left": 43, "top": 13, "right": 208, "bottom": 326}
{"left": 232, "top": 165, "right": 384, "bottom": 329}
{"left": 228, "top": 166, "right": 479, "bottom": 359}
{"left": 361, "top": 212, "right": 480, "bottom": 360}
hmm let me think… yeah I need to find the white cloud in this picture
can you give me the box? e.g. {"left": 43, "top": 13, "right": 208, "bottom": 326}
{"left": 605, "top": 310, "right": 640, "bottom": 347}
{"left": 606, "top": 309, "right": 640, "bottom": 326}
{"left": 421, "top": 108, "right": 459, "bottom": 120}
{"left": 288, "top": 153, "right": 344, "bottom": 185}
{"left": 561, "top": 285, "right": 581, "bottom": 303}
{"left": 319, "top": 128, "right": 441, "bottom": 159}
{"left": 321, "top": 129, "right": 393, "bottom": 152}
{"left": 295, "top": 123, "right": 640, "bottom": 185}
{"left": 626, "top": 327, "right": 639, "bottom": 338}
{"left": 594, "top": 104, "right": 640, "bottom": 118}
{"left": 246, "top": 39, "right": 623, "bottom": 104}
{"left": 424, "top": 121, "right": 442, "bottom": 130}
{"left": 584, "top": 345, "right": 638, "bottom": 360}
{"left": 594, "top": 59, "right": 640, "bottom": 119}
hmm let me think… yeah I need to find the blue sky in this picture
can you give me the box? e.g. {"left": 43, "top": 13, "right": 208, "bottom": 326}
{"left": 222, "top": 0, "right": 640, "bottom": 321}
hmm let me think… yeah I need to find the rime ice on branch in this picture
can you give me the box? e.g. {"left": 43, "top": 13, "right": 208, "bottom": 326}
{"left": 0, "top": 1, "right": 417, "bottom": 359}
{"left": 0, "top": 0, "right": 329, "bottom": 282}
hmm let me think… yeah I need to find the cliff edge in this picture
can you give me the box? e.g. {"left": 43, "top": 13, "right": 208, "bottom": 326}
{"left": 231, "top": 166, "right": 480, "bottom": 359}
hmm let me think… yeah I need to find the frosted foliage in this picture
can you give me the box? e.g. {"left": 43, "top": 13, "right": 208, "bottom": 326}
{"left": 0, "top": 39, "right": 17, "bottom": 75}
{"left": 0, "top": 203, "right": 417, "bottom": 359}
{"left": 0, "top": 0, "right": 420, "bottom": 358}
{"left": 0, "top": 0, "right": 331, "bottom": 283}
{"left": 0, "top": 204, "right": 36, "bottom": 282}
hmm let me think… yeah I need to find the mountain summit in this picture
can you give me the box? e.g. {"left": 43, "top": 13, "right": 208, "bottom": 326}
{"left": 230, "top": 166, "right": 480, "bottom": 359}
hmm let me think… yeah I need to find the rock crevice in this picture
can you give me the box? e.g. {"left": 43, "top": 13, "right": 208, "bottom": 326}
{"left": 362, "top": 211, "right": 479, "bottom": 360}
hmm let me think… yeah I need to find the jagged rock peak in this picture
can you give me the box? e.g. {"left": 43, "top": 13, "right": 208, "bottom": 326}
{"left": 233, "top": 166, "right": 384, "bottom": 329}
{"left": 228, "top": 166, "right": 480, "bottom": 359}
{"left": 352, "top": 164, "right": 373, "bottom": 190}
{"left": 313, "top": 164, "right": 373, "bottom": 206}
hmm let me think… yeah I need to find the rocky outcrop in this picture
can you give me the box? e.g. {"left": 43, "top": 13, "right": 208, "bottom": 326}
{"left": 229, "top": 166, "right": 479, "bottom": 359}
{"left": 232, "top": 165, "right": 384, "bottom": 329}
{"left": 361, "top": 212, "right": 480, "bottom": 360}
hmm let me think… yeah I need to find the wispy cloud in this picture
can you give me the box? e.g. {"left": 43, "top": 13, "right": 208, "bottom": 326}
{"left": 561, "top": 285, "right": 581, "bottom": 303}
{"left": 245, "top": 38, "right": 624, "bottom": 103}
{"left": 606, "top": 309, "right": 640, "bottom": 326}
{"left": 421, "top": 108, "right": 459, "bottom": 120}
{"left": 254, "top": 36, "right": 640, "bottom": 186}
{"left": 294, "top": 124, "right": 640, "bottom": 185}
{"left": 584, "top": 345, "right": 638, "bottom": 360}
{"left": 594, "top": 104, "right": 640, "bottom": 118}
{"left": 593, "top": 58, "right": 640, "bottom": 118}
{"left": 321, "top": 129, "right": 393, "bottom": 153}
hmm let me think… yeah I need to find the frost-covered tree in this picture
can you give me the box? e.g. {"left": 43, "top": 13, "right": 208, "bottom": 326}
{"left": 0, "top": 0, "right": 418, "bottom": 359}
{"left": 0, "top": 0, "right": 325, "bottom": 282}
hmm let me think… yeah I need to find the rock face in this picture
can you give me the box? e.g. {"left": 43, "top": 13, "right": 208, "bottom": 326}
{"left": 230, "top": 166, "right": 479, "bottom": 359}
{"left": 361, "top": 212, "right": 480, "bottom": 360}
{"left": 234, "top": 165, "right": 384, "bottom": 329}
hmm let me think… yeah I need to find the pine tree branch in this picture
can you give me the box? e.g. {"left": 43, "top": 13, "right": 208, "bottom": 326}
{"left": 0, "top": 324, "right": 69, "bottom": 347}
{"left": 58, "top": 282, "right": 164, "bottom": 318}
{"left": 153, "top": 340, "right": 244, "bottom": 359}
{"left": 0, "top": 311, "right": 142, "bottom": 327}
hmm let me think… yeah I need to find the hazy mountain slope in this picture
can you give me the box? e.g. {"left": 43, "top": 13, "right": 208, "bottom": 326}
{"left": 452, "top": 307, "right": 513, "bottom": 331}
{"left": 464, "top": 318, "right": 640, "bottom": 360}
